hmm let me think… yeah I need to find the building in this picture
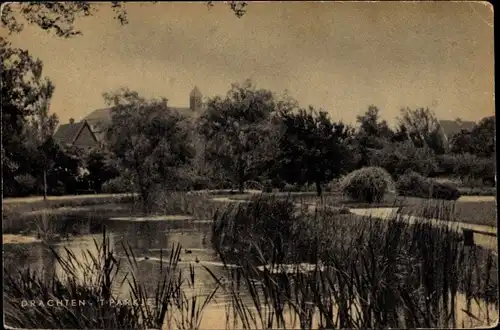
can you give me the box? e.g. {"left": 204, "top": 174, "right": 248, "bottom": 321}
{"left": 437, "top": 118, "right": 476, "bottom": 148}
{"left": 83, "top": 86, "right": 205, "bottom": 142}
{"left": 53, "top": 119, "right": 99, "bottom": 150}
{"left": 438, "top": 118, "right": 476, "bottom": 138}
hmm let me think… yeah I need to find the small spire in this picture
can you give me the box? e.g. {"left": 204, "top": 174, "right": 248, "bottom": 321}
{"left": 190, "top": 86, "right": 202, "bottom": 98}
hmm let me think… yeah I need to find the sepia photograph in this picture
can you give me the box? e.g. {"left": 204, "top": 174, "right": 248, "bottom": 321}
{"left": 1, "top": 1, "right": 496, "bottom": 329}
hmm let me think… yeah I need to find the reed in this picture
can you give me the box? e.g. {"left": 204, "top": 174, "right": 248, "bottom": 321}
{"left": 3, "top": 227, "right": 218, "bottom": 329}
{"left": 210, "top": 196, "right": 498, "bottom": 329}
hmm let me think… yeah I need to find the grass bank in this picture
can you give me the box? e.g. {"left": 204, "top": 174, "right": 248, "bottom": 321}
{"left": 3, "top": 194, "right": 136, "bottom": 219}
{"left": 230, "top": 192, "right": 497, "bottom": 227}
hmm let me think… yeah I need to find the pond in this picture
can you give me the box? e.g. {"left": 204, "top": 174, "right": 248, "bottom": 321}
{"left": 3, "top": 201, "right": 498, "bottom": 329}
{"left": 3, "top": 206, "right": 236, "bottom": 299}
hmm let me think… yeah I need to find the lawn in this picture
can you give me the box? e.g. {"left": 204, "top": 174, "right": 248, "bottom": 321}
{"left": 230, "top": 191, "right": 497, "bottom": 228}
{"left": 395, "top": 197, "right": 497, "bottom": 227}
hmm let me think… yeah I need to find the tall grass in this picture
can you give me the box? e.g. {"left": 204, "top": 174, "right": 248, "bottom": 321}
{"left": 3, "top": 227, "right": 220, "bottom": 329}
{"left": 211, "top": 196, "right": 498, "bottom": 329}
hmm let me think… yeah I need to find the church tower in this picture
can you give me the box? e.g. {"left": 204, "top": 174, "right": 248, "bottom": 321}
{"left": 189, "top": 86, "right": 202, "bottom": 112}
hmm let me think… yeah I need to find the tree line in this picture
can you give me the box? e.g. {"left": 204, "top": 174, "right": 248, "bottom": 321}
{"left": 2, "top": 5, "right": 495, "bottom": 206}
{"left": 3, "top": 37, "right": 494, "bottom": 208}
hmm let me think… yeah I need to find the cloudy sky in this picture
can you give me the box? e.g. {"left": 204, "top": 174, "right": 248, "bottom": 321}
{"left": 3, "top": 1, "right": 494, "bottom": 126}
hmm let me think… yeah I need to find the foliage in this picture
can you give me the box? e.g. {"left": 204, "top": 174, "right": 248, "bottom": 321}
{"left": 13, "top": 173, "right": 37, "bottom": 196}
{"left": 276, "top": 107, "right": 354, "bottom": 196}
{"left": 396, "top": 171, "right": 461, "bottom": 200}
{"left": 197, "top": 79, "right": 288, "bottom": 192}
{"left": 350, "top": 106, "right": 394, "bottom": 168}
{"left": 369, "top": 140, "right": 439, "bottom": 178}
{"left": 2, "top": 2, "right": 247, "bottom": 38}
{"left": 46, "top": 144, "right": 85, "bottom": 195}
{"left": 101, "top": 176, "right": 133, "bottom": 194}
{"left": 356, "top": 106, "right": 394, "bottom": 145}
{"left": 398, "top": 107, "right": 446, "bottom": 154}
{"left": 85, "top": 148, "right": 120, "bottom": 192}
{"left": 436, "top": 153, "right": 495, "bottom": 186}
{"left": 104, "top": 88, "right": 195, "bottom": 209}
{"left": 449, "top": 116, "right": 495, "bottom": 158}
{"left": 340, "top": 166, "right": 392, "bottom": 203}
{"left": 1, "top": 37, "right": 56, "bottom": 195}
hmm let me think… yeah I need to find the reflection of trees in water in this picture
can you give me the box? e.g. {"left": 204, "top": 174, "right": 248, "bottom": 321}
{"left": 107, "top": 222, "right": 171, "bottom": 253}
{"left": 4, "top": 245, "right": 35, "bottom": 274}
{"left": 40, "top": 245, "right": 57, "bottom": 284}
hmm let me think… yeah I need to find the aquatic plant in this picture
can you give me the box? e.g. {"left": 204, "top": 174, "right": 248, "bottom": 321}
{"left": 211, "top": 196, "right": 498, "bottom": 328}
{"left": 3, "top": 227, "right": 219, "bottom": 330}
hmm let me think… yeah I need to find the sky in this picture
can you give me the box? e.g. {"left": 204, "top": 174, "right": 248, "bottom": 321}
{"left": 2, "top": 1, "right": 495, "bottom": 127}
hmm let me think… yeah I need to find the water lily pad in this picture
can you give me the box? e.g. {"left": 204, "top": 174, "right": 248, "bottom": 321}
{"left": 257, "top": 263, "right": 325, "bottom": 274}
{"left": 108, "top": 215, "right": 194, "bottom": 221}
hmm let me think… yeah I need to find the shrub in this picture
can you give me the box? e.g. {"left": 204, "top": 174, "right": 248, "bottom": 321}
{"left": 101, "top": 177, "right": 134, "bottom": 194}
{"left": 14, "top": 174, "right": 37, "bottom": 196}
{"left": 396, "top": 171, "right": 461, "bottom": 200}
{"left": 261, "top": 180, "right": 273, "bottom": 193}
{"left": 49, "top": 181, "right": 66, "bottom": 196}
{"left": 340, "top": 167, "right": 392, "bottom": 203}
{"left": 244, "top": 180, "right": 265, "bottom": 191}
{"left": 281, "top": 183, "right": 301, "bottom": 192}
{"left": 325, "top": 179, "right": 342, "bottom": 193}
{"left": 190, "top": 175, "right": 212, "bottom": 190}
{"left": 436, "top": 154, "right": 457, "bottom": 176}
{"left": 370, "top": 141, "right": 439, "bottom": 178}
{"left": 437, "top": 153, "right": 495, "bottom": 187}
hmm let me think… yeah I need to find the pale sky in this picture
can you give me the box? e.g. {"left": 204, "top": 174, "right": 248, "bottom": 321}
{"left": 3, "top": 1, "right": 495, "bottom": 126}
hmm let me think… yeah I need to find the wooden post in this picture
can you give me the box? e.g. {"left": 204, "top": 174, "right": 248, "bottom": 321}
{"left": 43, "top": 169, "right": 47, "bottom": 201}
{"left": 462, "top": 228, "right": 475, "bottom": 246}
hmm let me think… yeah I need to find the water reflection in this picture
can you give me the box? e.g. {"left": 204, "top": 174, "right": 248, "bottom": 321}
{"left": 3, "top": 211, "right": 230, "bottom": 303}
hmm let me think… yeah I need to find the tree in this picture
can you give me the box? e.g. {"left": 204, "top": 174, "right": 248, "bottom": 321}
{"left": 23, "top": 79, "right": 58, "bottom": 199}
{"left": 450, "top": 116, "right": 495, "bottom": 158}
{"left": 391, "top": 124, "right": 410, "bottom": 143}
{"left": 85, "top": 148, "right": 120, "bottom": 193}
{"left": 398, "top": 107, "right": 446, "bottom": 154}
{"left": 1, "top": 37, "right": 54, "bottom": 196}
{"left": 2, "top": 2, "right": 248, "bottom": 38}
{"left": 197, "top": 80, "right": 284, "bottom": 192}
{"left": 356, "top": 106, "right": 394, "bottom": 142}
{"left": 104, "top": 88, "right": 195, "bottom": 210}
{"left": 45, "top": 143, "right": 83, "bottom": 195}
{"left": 353, "top": 106, "right": 394, "bottom": 167}
{"left": 449, "top": 129, "right": 474, "bottom": 155}
{"left": 276, "top": 107, "right": 354, "bottom": 196}
{"left": 472, "top": 116, "right": 495, "bottom": 158}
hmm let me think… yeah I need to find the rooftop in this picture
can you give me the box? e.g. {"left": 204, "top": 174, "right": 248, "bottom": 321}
{"left": 439, "top": 118, "right": 476, "bottom": 137}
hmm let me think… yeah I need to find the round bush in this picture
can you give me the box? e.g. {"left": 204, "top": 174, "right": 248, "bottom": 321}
{"left": 340, "top": 167, "right": 393, "bottom": 203}
{"left": 396, "top": 171, "right": 461, "bottom": 201}
{"left": 102, "top": 177, "right": 133, "bottom": 194}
